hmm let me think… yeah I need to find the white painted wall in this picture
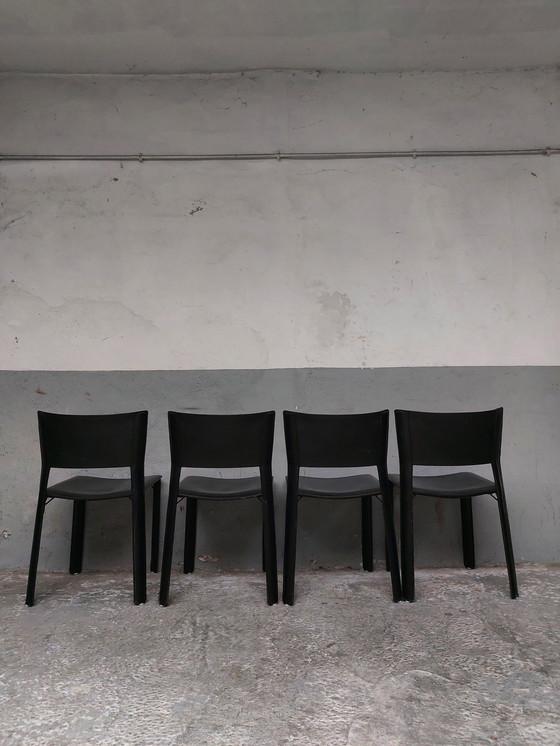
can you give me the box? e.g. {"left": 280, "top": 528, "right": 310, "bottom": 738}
{"left": 3, "top": 0, "right": 560, "bottom": 74}
{"left": 1, "top": 70, "right": 559, "bottom": 371}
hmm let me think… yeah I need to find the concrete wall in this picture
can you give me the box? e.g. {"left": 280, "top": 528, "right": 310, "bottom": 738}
{"left": 1, "top": 69, "right": 559, "bottom": 572}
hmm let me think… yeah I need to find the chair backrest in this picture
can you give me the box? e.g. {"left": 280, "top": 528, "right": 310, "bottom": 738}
{"left": 168, "top": 411, "right": 275, "bottom": 469}
{"left": 38, "top": 411, "right": 148, "bottom": 469}
{"left": 394, "top": 408, "right": 503, "bottom": 467}
{"left": 283, "top": 410, "right": 389, "bottom": 469}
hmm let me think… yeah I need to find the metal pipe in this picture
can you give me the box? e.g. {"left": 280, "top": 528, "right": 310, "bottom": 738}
{"left": 0, "top": 148, "right": 559, "bottom": 162}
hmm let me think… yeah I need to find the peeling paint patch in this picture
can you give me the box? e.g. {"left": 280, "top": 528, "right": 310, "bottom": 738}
{"left": 2, "top": 530, "right": 11, "bottom": 539}
{"left": 316, "top": 290, "right": 356, "bottom": 346}
{"left": 197, "top": 554, "right": 219, "bottom": 563}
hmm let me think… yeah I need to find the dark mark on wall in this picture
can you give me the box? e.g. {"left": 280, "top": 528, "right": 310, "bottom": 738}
{"left": 2, "top": 215, "right": 24, "bottom": 231}
{"left": 14, "top": 337, "right": 18, "bottom": 343}
{"left": 189, "top": 205, "right": 203, "bottom": 215}
{"left": 35, "top": 388, "right": 46, "bottom": 395}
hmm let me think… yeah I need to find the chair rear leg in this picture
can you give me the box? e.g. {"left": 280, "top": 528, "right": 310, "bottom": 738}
{"left": 361, "top": 496, "right": 374, "bottom": 572}
{"left": 159, "top": 488, "right": 179, "bottom": 606}
{"left": 131, "top": 490, "right": 147, "bottom": 605}
{"left": 381, "top": 488, "right": 402, "bottom": 602}
{"left": 262, "top": 495, "right": 278, "bottom": 605}
{"left": 282, "top": 489, "right": 299, "bottom": 605}
{"left": 496, "top": 489, "right": 519, "bottom": 599}
{"left": 460, "top": 497, "right": 475, "bottom": 569}
{"left": 384, "top": 486, "right": 394, "bottom": 572}
{"left": 26, "top": 496, "right": 47, "bottom": 607}
{"left": 400, "top": 486, "right": 415, "bottom": 602}
{"left": 183, "top": 497, "right": 198, "bottom": 573}
{"left": 69, "top": 500, "right": 86, "bottom": 574}
{"left": 150, "top": 479, "right": 161, "bottom": 573}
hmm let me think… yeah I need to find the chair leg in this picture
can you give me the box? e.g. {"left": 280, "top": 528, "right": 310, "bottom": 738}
{"left": 361, "top": 496, "right": 374, "bottom": 572}
{"left": 150, "top": 479, "right": 161, "bottom": 573}
{"left": 69, "top": 500, "right": 86, "bottom": 575}
{"left": 183, "top": 498, "right": 198, "bottom": 574}
{"left": 494, "top": 481, "right": 519, "bottom": 599}
{"left": 460, "top": 497, "right": 475, "bottom": 569}
{"left": 400, "top": 485, "right": 415, "bottom": 602}
{"left": 131, "top": 486, "right": 147, "bottom": 605}
{"left": 384, "top": 488, "right": 394, "bottom": 572}
{"left": 261, "top": 524, "right": 266, "bottom": 572}
{"left": 262, "top": 495, "right": 278, "bottom": 605}
{"left": 25, "top": 496, "right": 48, "bottom": 607}
{"left": 282, "top": 488, "right": 299, "bottom": 605}
{"left": 381, "top": 485, "right": 402, "bottom": 602}
{"left": 159, "top": 483, "right": 180, "bottom": 606}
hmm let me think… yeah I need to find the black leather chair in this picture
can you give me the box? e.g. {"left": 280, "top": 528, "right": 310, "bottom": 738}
{"left": 392, "top": 408, "right": 518, "bottom": 602}
{"left": 159, "top": 411, "right": 278, "bottom": 606}
{"left": 282, "top": 410, "right": 401, "bottom": 605}
{"left": 26, "top": 411, "right": 161, "bottom": 606}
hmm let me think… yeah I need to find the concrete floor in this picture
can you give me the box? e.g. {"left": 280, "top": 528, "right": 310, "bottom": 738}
{"left": 1, "top": 566, "right": 559, "bottom": 746}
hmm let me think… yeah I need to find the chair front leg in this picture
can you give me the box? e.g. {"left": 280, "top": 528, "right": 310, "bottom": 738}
{"left": 183, "top": 497, "right": 198, "bottom": 574}
{"left": 361, "top": 496, "right": 374, "bottom": 572}
{"left": 150, "top": 479, "right": 161, "bottom": 573}
{"left": 460, "top": 497, "right": 475, "bottom": 569}
{"left": 69, "top": 500, "right": 86, "bottom": 575}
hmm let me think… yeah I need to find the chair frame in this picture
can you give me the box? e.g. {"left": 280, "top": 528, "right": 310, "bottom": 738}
{"left": 395, "top": 407, "right": 519, "bottom": 602}
{"left": 282, "top": 410, "right": 402, "bottom": 605}
{"left": 159, "top": 411, "right": 278, "bottom": 606}
{"left": 26, "top": 410, "right": 159, "bottom": 606}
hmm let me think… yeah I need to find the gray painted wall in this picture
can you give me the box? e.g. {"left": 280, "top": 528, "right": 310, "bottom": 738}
{"left": 1, "top": 367, "right": 558, "bottom": 572}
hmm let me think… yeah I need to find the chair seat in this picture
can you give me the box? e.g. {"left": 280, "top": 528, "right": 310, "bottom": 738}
{"left": 297, "top": 474, "right": 381, "bottom": 498}
{"left": 178, "top": 475, "right": 262, "bottom": 499}
{"left": 47, "top": 474, "right": 162, "bottom": 500}
{"left": 389, "top": 471, "right": 496, "bottom": 498}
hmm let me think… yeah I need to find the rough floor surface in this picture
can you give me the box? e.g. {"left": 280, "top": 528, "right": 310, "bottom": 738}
{"left": 1, "top": 566, "right": 559, "bottom": 745}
